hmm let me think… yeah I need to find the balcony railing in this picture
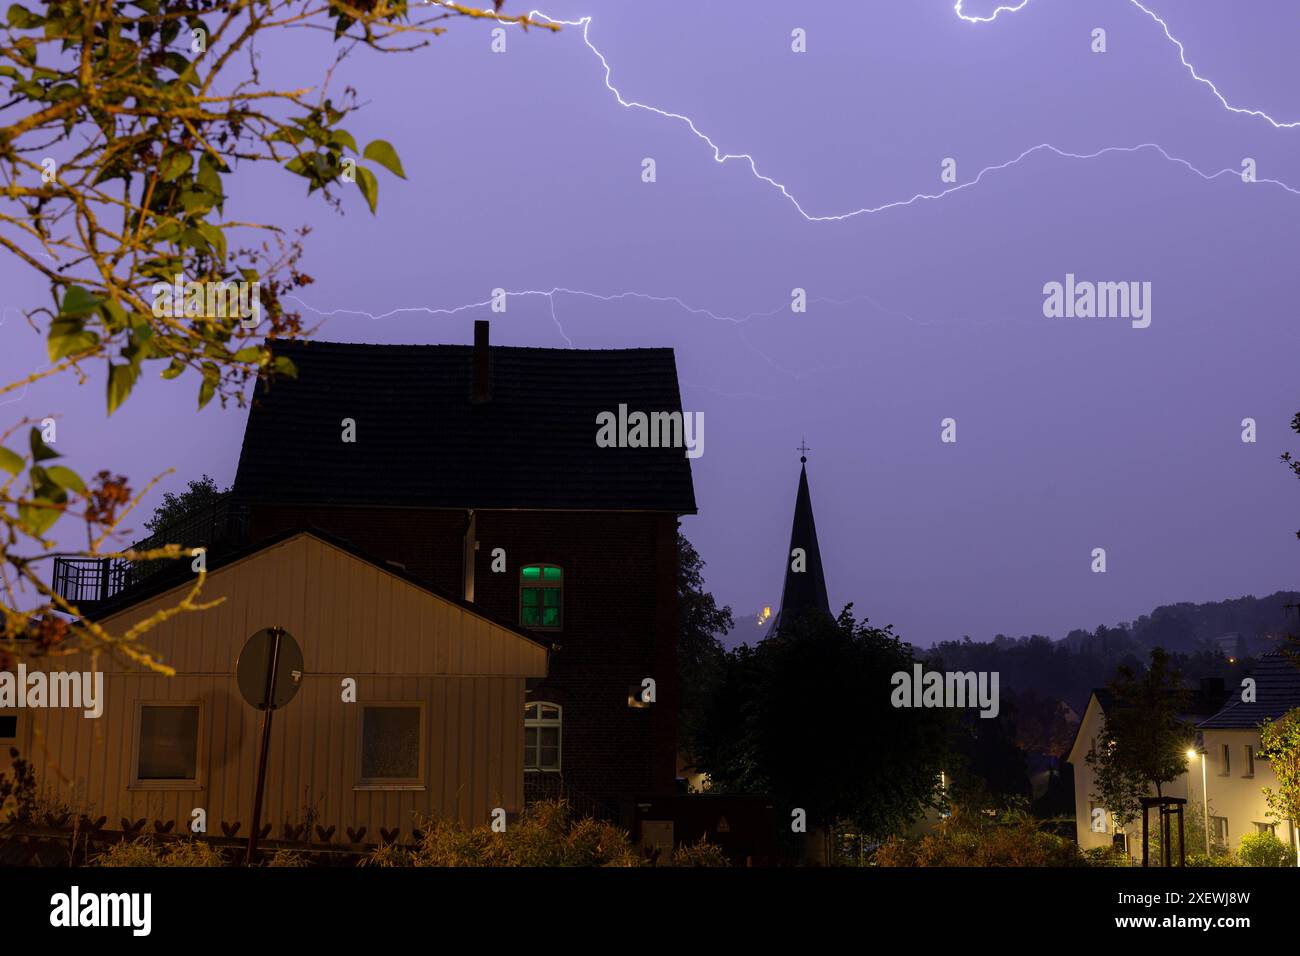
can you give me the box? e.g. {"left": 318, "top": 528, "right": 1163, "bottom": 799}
{"left": 51, "top": 494, "right": 248, "bottom": 611}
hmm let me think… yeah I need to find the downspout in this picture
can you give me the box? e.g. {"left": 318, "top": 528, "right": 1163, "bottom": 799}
{"left": 462, "top": 508, "right": 477, "bottom": 602}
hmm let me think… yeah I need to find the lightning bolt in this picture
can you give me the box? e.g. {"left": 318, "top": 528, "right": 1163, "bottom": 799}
{"left": 958, "top": 0, "right": 1300, "bottom": 128}
{"left": 527, "top": 5, "right": 1300, "bottom": 221}
{"left": 284, "top": 286, "right": 919, "bottom": 381}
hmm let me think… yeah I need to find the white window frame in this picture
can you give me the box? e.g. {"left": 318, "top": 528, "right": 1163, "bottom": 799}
{"left": 524, "top": 701, "right": 562, "bottom": 773}
{"left": 129, "top": 700, "right": 203, "bottom": 791}
{"left": 355, "top": 701, "right": 426, "bottom": 791}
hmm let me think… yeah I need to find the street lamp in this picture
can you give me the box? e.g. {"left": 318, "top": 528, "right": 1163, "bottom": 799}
{"left": 1186, "top": 747, "right": 1210, "bottom": 856}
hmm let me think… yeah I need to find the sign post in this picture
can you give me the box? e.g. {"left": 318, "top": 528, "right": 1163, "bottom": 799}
{"left": 236, "top": 626, "right": 304, "bottom": 865}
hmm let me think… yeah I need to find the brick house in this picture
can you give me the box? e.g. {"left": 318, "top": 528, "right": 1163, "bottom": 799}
{"left": 224, "top": 321, "right": 697, "bottom": 814}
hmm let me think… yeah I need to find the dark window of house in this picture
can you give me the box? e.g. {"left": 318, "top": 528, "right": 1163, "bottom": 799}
{"left": 524, "top": 702, "right": 561, "bottom": 771}
{"left": 0, "top": 715, "right": 16, "bottom": 739}
{"left": 360, "top": 706, "right": 422, "bottom": 782}
{"left": 137, "top": 705, "right": 199, "bottom": 780}
{"left": 1244, "top": 745, "right": 1255, "bottom": 777}
{"left": 1220, "top": 744, "right": 1231, "bottom": 776}
{"left": 520, "top": 565, "right": 562, "bottom": 629}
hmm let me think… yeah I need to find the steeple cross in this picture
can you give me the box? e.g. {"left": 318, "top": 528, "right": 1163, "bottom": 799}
{"left": 797, "top": 438, "right": 810, "bottom": 462}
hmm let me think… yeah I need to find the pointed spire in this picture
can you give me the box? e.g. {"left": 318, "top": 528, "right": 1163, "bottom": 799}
{"left": 770, "top": 447, "right": 831, "bottom": 634}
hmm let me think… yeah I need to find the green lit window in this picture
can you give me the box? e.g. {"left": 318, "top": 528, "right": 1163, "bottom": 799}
{"left": 520, "top": 564, "right": 562, "bottom": 629}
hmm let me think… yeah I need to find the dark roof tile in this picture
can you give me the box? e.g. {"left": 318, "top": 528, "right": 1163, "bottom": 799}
{"left": 233, "top": 339, "right": 698, "bottom": 513}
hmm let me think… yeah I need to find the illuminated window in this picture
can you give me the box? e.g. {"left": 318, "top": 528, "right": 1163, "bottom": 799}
{"left": 520, "top": 564, "right": 562, "bottom": 629}
{"left": 524, "top": 702, "right": 561, "bottom": 772}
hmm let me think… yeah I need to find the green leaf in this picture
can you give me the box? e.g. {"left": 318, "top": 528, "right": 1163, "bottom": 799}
{"left": 29, "top": 427, "right": 58, "bottom": 461}
{"left": 232, "top": 346, "right": 263, "bottom": 362}
{"left": 330, "top": 129, "right": 358, "bottom": 153}
{"left": 355, "top": 165, "right": 378, "bottom": 214}
{"left": 19, "top": 502, "right": 60, "bottom": 536}
{"left": 6, "top": 4, "right": 37, "bottom": 28}
{"left": 196, "top": 160, "right": 224, "bottom": 204}
{"left": 161, "top": 149, "right": 193, "bottom": 182}
{"left": 272, "top": 355, "right": 298, "bottom": 379}
{"left": 194, "top": 221, "right": 226, "bottom": 262}
{"left": 160, "top": 359, "right": 186, "bottom": 380}
{"left": 98, "top": 298, "right": 127, "bottom": 329}
{"left": 43, "top": 465, "right": 85, "bottom": 494}
{"left": 197, "top": 376, "right": 216, "bottom": 410}
{"left": 0, "top": 446, "right": 22, "bottom": 476}
{"left": 106, "top": 362, "right": 137, "bottom": 415}
{"left": 47, "top": 317, "right": 99, "bottom": 361}
{"left": 59, "top": 285, "right": 104, "bottom": 318}
{"left": 270, "top": 128, "right": 307, "bottom": 146}
{"left": 363, "top": 140, "right": 406, "bottom": 179}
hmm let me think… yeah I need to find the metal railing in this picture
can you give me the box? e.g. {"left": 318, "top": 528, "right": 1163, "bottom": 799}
{"left": 50, "top": 494, "right": 248, "bottom": 609}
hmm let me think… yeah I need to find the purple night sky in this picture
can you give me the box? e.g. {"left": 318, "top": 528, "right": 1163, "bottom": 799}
{"left": 4, "top": 0, "right": 1299, "bottom": 647}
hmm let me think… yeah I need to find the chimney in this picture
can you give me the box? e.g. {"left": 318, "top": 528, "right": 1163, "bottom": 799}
{"left": 472, "top": 319, "right": 491, "bottom": 403}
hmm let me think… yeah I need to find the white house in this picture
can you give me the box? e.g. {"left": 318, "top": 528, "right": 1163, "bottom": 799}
{"left": 1070, "top": 655, "right": 1300, "bottom": 862}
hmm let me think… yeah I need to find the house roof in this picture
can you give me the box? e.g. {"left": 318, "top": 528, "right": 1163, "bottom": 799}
{"left": 1066, "top": 682, "right": 1231, "bottom": 765}
{"left": 83, "top": 526, "right": 555, "bottom": 653}
{"left": 231, "top": 338, "right": 698, "bottom": 513}
{"left": 1197, "top": 651, "right": 1300, "bottom": 729}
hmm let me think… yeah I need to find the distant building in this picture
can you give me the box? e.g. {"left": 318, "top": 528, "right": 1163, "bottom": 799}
{"left": 1193, "top": 652, "right": 1300, "bottom": 857}
{"left": 1069, "top": 659, "right": 1300, "bottom": 860}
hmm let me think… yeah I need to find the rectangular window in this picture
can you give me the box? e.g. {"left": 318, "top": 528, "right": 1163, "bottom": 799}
{"left": 520, "top": 565, "right": 563, "bottom": 629}
{"left": 1255, "top": 822, "right": 1276, "bottom": 836}
{"left": 524, "top": 702, "right": 561, "bottom": 772}
{"left": 1220, "top": 743, "right": 1231, "bottom": 776}
{"left": 1244, "top": 745, "right": 1255, "bottom": 777}
{"left": 136, "top": 705, "right": 199, "bottom": 782}
{"left": 1211, "top": 816, "right": 1229, "bottom": 847}
{"left": 359, "top": 705, "right": 423, "bottom": 786}
{"left": 0, "top": 714, "right": 16, "bottom": 739}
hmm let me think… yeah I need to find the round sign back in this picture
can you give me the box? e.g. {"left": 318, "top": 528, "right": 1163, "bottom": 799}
{"left": 236, "top": 627, "right": 304, "bottom": 710}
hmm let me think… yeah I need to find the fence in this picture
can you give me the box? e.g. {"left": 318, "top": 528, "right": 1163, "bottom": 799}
{"left": 50, "top": 495, "right": 248, "bottom": 608}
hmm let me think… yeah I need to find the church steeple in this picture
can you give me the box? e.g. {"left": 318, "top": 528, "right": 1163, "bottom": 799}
{"left": 770, "top": 442, "right": 831, "bottom": 634}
